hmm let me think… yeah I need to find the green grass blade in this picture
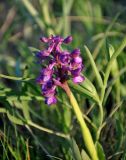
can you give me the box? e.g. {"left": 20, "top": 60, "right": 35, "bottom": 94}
{"left": 84, "top": 45, "right": 103, "bottom": 88}
{"left": 101, "top": 36, "right": 126, "bottom": 102}
{"left": 21, "top": 0, "right": 45, "bottom": 30}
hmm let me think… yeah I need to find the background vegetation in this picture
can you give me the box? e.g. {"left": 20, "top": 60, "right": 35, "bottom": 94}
{"left": 0, "top": 0, "right": 126, "bottom": 159}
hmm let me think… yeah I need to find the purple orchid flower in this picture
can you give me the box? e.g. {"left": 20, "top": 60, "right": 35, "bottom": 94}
{"left": 36, "top": 35, "right": 84, "bottom": 105}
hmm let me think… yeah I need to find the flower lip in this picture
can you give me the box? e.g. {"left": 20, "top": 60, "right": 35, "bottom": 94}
{"left": 45, "top": 96, "right": 57, "bottom": 105}
{"left": 43, "top": 88, "right": 56, "bottom": 97}
{"left": 73, "top": 56, "right": 82, "bottom": 63}
{"left": 70, "top": 59, "right": 82, "bottom": 70}
{"left": 73, "top": 75, "right": 85, "bottom": 83}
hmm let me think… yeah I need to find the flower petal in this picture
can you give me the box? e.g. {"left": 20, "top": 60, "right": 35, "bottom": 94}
{"left": 40, "top": 37, "right": 49, "bottom": 43}
{"left": 41, "top": 68, "right": 53, "bottom": 76}
{"left": 71, "top": 49, "right": 80, "bottom": 57}
{"left": 63, "top": 36, "right": 73, "bottom": 44}
{"left": 36, "top": 50, "right": 50, "bottom": 59}
{"left": 59, "top": 53, "right": 70, "bottom": 65}
{"left": 45, "top": 96, "right": 57, "bottom": 105}
{"left": 73, "top": 75, "right": 85, "bottom": 83}
{"left": 74, "top": 56, "right": 82, "bottom": 63}
{"left": 71, "top": 68, "right": 82, "bottom": 77}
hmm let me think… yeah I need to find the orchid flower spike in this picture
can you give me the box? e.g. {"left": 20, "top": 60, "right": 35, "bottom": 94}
{"left": 36, "top": 35, "right": 84, "bottom": 105}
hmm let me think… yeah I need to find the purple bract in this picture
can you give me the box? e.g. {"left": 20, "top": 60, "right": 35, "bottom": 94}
{"left": 36, "top": 35, "right": 84, "bottom": 105}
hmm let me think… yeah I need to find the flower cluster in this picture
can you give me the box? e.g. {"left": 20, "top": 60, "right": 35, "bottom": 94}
{"left": 36, "top": 35, "right": 84, "bottom": 105}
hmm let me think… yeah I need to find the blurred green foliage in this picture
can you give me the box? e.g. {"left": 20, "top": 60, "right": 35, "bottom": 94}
{"left": 0, "top": 0, "right": 126, "bottom": 159}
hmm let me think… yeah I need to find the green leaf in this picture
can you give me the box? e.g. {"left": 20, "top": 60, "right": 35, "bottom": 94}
{"left": 0, "top": 108, "right": 6, "bottom": 113}
{"left": 84, "top": 45, "right": 103, "bottom": 88}
{"left": 108, "top": 44, "right": 120, "bottom": 103}
{"left": 122, "top": 153, "right": 126, "bottom": 160}
{"left": 115, "top": 118, "right": 123, "bottom": 151}
{"left": 62, "top": 0, "right": 74, "bottom": 36}
{"left": 8, "top": 145, "right": 18, "bottom": 160}
{"left": 109, "top": 44, "right": 115, "bottom": 58}
{"left": 63, "top": 104, "right": 71, "bottom": 131}
{"left": 92, "top": 13, "right": 120, "bottom": 59}
{"left": 101, "top": 36, "right": 126, "bottom": 102}
{"left": 80, "top": 76, "right": 97, "bottom": 94}
{"left": 81, "top": 149, "right": 91, "bottom": 160}
{"left": 96, "top": 142, "right": 106, "bottom": 160}
{"left": 21, "top": 101, "right": 31, "bottom": 121}
{"left": 28, "top": 46, "right": 40, "bottom": 53}
{"left": 105, "top": 39, "right": 110, "bottom": 62}
{"left": 69, "top": 81, "right": 99, "bottom": 103}
{"left": 70, "top": 138, "right": 82, "bottom": 160}
{"left": 0, "top": 74, "right": 23, "bottom": 81}
{"left": 6, "top": 110, "right": 24, "bottom": 125}
{"left": 21, "top": 0, "right": 45, "bottom": 30}
{"left": 104, "top": 36, "right": 126, "bottom": 84}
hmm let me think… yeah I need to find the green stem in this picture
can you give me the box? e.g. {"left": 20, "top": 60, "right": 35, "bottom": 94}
{"left": 83, "top": 114, "right": 97, "bottom": 130}
{"left": 98, "top": 102, "right": 104, "bottom": 126}
{"left": 28, "top": 121, "right": 69, "bottom": 139}
{"left": 96, "top": 103, "right": 104, "bottom": 140}
{"left": 64, "top": 83, "right": 98, "bottom": 160}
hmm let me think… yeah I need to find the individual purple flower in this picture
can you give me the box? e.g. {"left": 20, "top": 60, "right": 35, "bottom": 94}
{"left": 45, "top": 96, "right": 57, "bottom": 105}
{"left": 40, "top": 37, "right": 49, "bottom": 43}
{"left": 36, "top": 67, "right": 53, "bottom": 84}
{"left": 71, "top": 68, "right": 82, "bottom": 77}
{"left": 58, "top": 51, "right": 70, "bottom": 65}
{"left": 73, "top": 75, "right": 85, "bottom": 83}
{"left": 71, "top": 48, "right": 80, "bottom": 58}
{"left": 70, "top": 58, "right": 82, "bottom": 70}
{"left": 63, "top": 36, "right": 73, "bottom": 44}
{"left": 36, "top": 35, "right": 84, "bottom": 105}
{"left": 42, "top": 80, "right": 56, "bottom": 97}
